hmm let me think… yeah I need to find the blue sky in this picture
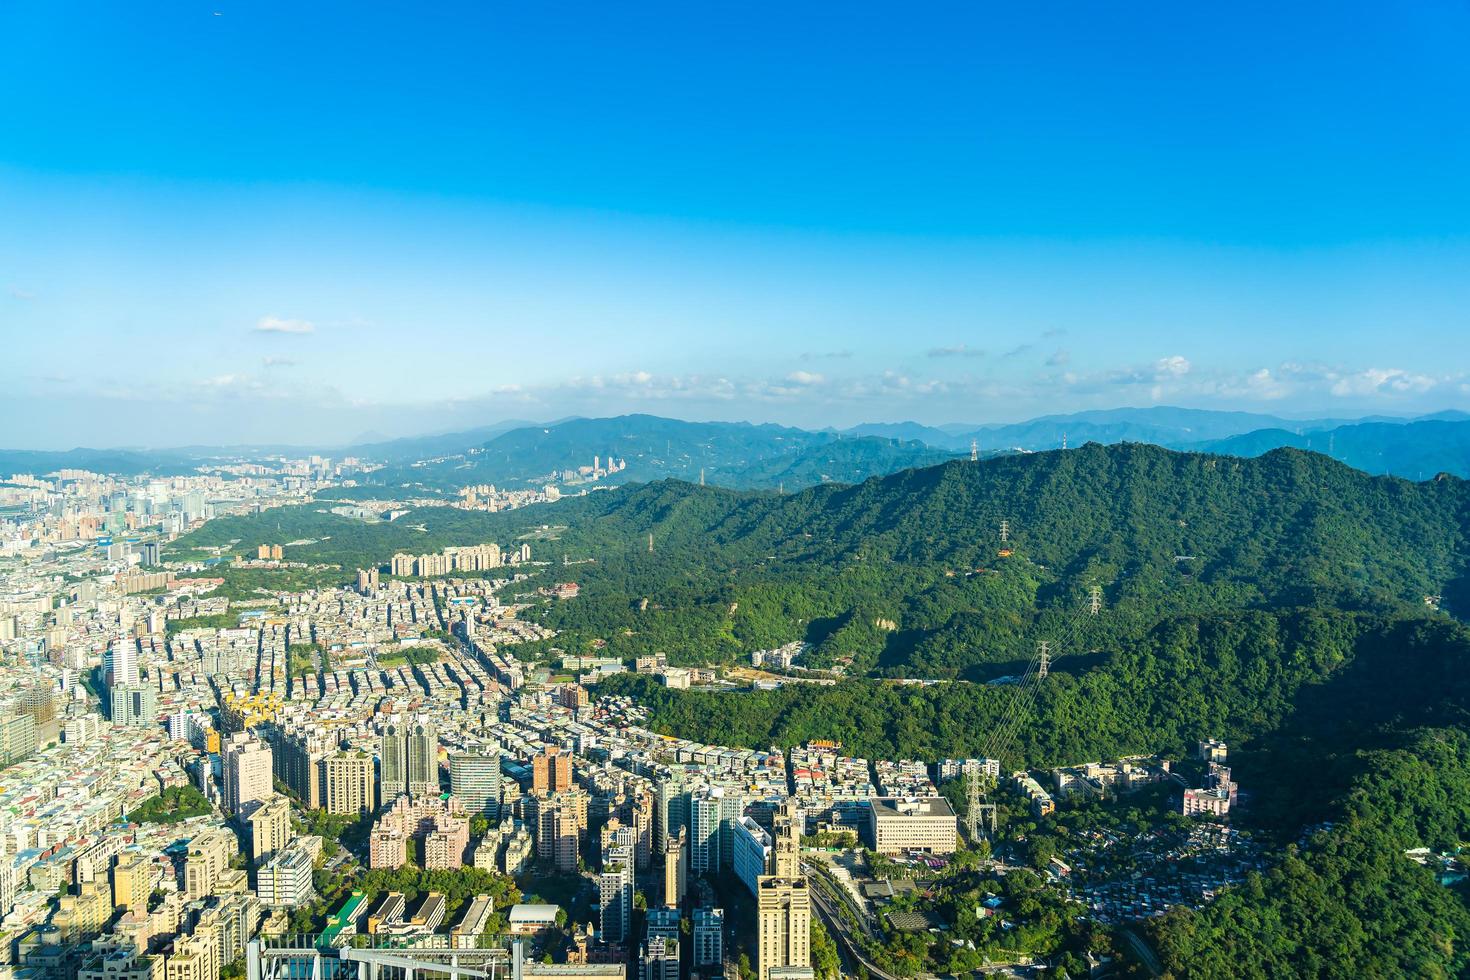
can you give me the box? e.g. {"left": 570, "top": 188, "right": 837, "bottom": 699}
{"left": 3, "top": 1, "right": 1469, "bottom": 447}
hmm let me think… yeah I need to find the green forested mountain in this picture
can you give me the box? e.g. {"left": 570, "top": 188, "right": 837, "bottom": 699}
{"left": 173, "top": 441, "right": 1470, "bottom": 973}
{"left": 1191, "top": 417, "right": 1470, "bottom": 479}
{"left": 366, "top": 414, "right": 957, "bottom": 491}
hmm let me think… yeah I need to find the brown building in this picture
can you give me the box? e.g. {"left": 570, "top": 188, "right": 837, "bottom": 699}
{"left": 532, "top": 745, "right": 573, "bottom": 797}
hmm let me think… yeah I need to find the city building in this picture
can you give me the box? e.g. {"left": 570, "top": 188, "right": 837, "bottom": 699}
{"left": 246, "top": 796, "right": 294, "bottom": 863}
{"left": 532, "top": 745, "right": 573, "bottom": 796}
{"left": 184, "top": 828, "right": 236, "bottom": 900}
{"left": 256, "top": 840, "right": 317, "bottom": 908}
{"left": 321, "top": 751, "right": 375, "bottom": 816}
{"left": 662, "top": 828, "right": 687, "bottom": 908}
{"left": 756, "top": 801, "right": 810, "bottom": 980}
{"left": 693, "top": 907, "right": 724, "bottom": 968}
{"left": 867, "top": 796, "right": 959, "bottom": 855}
{"left": 223, "top": 732, "right": 275, "bottom": 817}
{"left": 380, "top": 719, "right": 439, "bottom": 801}
{"left": 450, "top": 751, "right": 503, "bottom": 819}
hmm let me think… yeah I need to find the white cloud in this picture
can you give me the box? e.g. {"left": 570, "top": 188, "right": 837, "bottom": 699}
{"left": 1329, "top": 367, "right": 1437, "bottom": 398}
{"left": 8, "top": 285, "right": 36, "bottom": 301}
{"left": 786, "top": 371, "right": 824, "bottom": 385}
{"left": 262, "top": 356, "right": 297, "bottom": 368}
{"left": 1156, "top": 355, "right": 1191, "bottom": 377}
{"left": 254, "top": 315, "right": 315, "bottom": 334}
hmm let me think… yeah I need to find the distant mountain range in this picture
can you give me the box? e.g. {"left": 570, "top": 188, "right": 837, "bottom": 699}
{"left": 6, "top": 406, "right": 1470, "bottom": 486}
{"left": 371, "top": 414, "right": 958, "bottom": 491}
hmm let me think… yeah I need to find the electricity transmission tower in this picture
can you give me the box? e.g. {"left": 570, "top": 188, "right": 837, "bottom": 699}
{"left": 1037, "top": 640, "right": 1051, "bottom": 680}
{"left": 1088, "top": 585, "right": 1102, "bottom": 616}
{"left": 999, "top": 520, "right": 1009, "bottom": 544}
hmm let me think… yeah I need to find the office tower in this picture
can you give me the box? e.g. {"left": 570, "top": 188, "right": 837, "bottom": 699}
{"left": 321, "top": 752, "right": 375, "bottom": 816}
{"left": 450, "top": 751, "right": 503, "bottom": 819}
{"left": 599, "top": 819, "right": 636, "bottom": 944}
{"left": 532, "top": 745, "right": 573, "bottom": 796}
{"left": 110, "top": 684, "right": 157, "bottom": 727}
{"left": 223, "top": 732, "right": 274, "bottom": 817}
{"left": 246, "top": 796, "right": 293, "bottom": 863}
{"left": 663, "top": 827, "right": 687, "bottom": 909}
{"left": 771, "top": 800, "right": 801, "bottom": 877}
{"left": 693, "top": 907, "right": 725, "bottom": 968}
{"left": 756, "top": 801, "right": 810, "bottom": 980}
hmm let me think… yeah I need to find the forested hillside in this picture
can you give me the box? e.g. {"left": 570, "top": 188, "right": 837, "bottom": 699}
{"left": 172, "top": 441, "right": 1470, "bottom": 974}
{"left": 365, "top": 414, "right": 957, "bottom": 491}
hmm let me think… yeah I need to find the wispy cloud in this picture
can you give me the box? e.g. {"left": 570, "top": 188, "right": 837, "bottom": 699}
{"left": 254, "top": 315, "right": 314, "bottom": 334}
{"left": 1046, "top": 348, "right": 1071, "bottom": 367}
{"left": 927, "top": 344, "right": 984, "bottom": 358}
{"left": 8, "top": 285, "right": 36, "bottom": 301}
{"left": 800, "top": 350, "right": 853, "bottom": 361}
{"left": 1001, "top": 344, "right": 1034, "bottom": 358}
{"left": 262, "top": 356, "right": 297, "bottom": 368}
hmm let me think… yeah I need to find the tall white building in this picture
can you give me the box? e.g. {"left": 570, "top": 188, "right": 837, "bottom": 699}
{"left": 105, "top": 637, "right": 138, "bottom": 688}
{"left": 223, "top": 733, "right": 274, "bottom": 817}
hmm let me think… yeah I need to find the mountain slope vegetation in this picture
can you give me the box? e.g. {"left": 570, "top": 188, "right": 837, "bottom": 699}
{"left": 366, "top": 414, "right": 957, "bottom": 491}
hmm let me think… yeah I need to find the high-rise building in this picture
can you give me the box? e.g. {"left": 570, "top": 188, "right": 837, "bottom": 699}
{"left": 110, "top": 684, "right": 157, "bottom": 727}
{"left": 756, "top": 801, "right": 810, "bottom": 980}
{"left": 321, "top": 752, "right": 375, "bottom": 816}
{"left": 639, "top": 937, "right": 679, "bottom": 980}
{"left": 450, "top": 751, "right": 503, "bottom": 819}
{"left": 256, "top": 840, "right": 317, "bottom": 908}
{"left": 693, "top": 907, "right": 725, "bottom": 968}
{"left": 223, "top": 732, "right": 274, "bottom": 817}
{"left": 0, "top": 713, "right": 36, "bottom": 766}
{"left": 380, "top": 719, "right": 438, "bottom": 802}
{"left": 184, "top": 829, "right": 236, "bottom": 901}
{"left": 112, "top": 851, "right": 154, "bottom": 914}
{"left": 271, "top": 727, "right": 329, "bottom": 809}
{"left": 246, "top": 796, "right": 294, "bottom": 863}
{"left": 663, "top": 828, "right": 687, "bottom": 909}
{"left": 654, "top": 771, "right": 688, "bottom": 853}
{"left": 689, "top": 785, "right": 737, "bottom": 875}
{"left": 532, "top": 745, "right": 573, "bottom": 796}
{"left": 530, "top": 791, "right": 586, "bottom": 873}
{"left": 599, "top": 819, "right": 635, "bottom": 944}
{"left": 105, "top": 637, "right": 139, "bottom": 688}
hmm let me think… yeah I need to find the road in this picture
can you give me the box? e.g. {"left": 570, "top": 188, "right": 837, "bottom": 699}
{"left": 807, "top": 874, "right": 904, "bottom": 980}
{"left": 1118, "top": 926, "right": 1163, "bottom": 977}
